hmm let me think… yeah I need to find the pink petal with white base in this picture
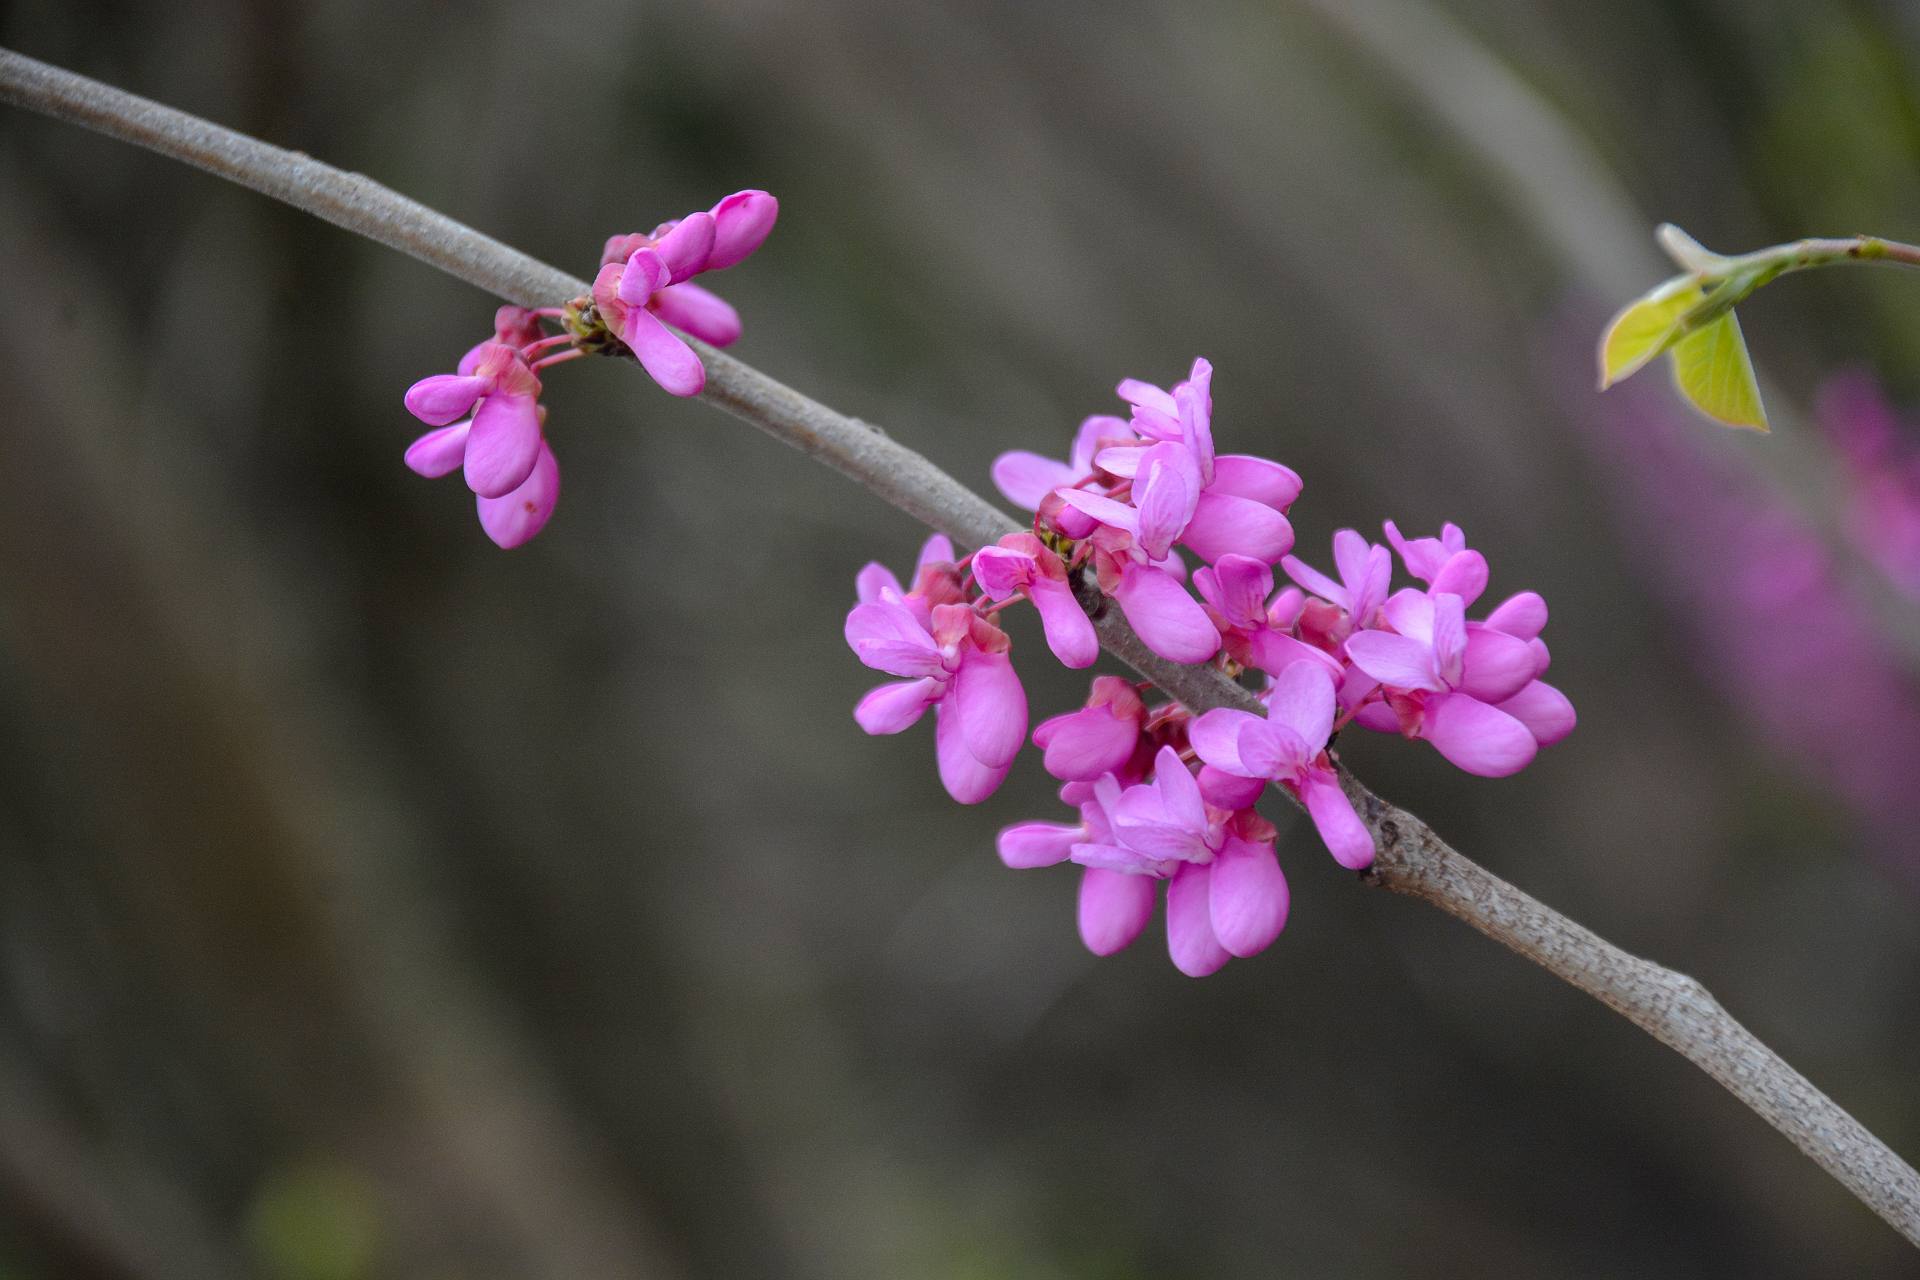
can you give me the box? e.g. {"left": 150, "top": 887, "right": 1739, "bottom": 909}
{"left": 476, "top": 441, "right": 560, "bottom": 549}
{"left": 1078, "top": 867, "right": 1155, "bottom": 956}
{"left": 1421, "top": 692, "right": 1537, "bottom": 777}
{"left": 621, "top": 307, "right": 706, "bottom": 396}
{"left": 706, "top": 190, "right": 779, "bottom": 270}
{"left": 997, "top": 821, "right": 1081, "bottom": 869}
{"left": 1113, "top": 562, "right": 1220, "bottom": 664}
{"left": 854, "top": 678, "right": 938, "bottom": 734}
{"left": 855, "top": 562, "right": 904, "bottom": 604}
{"left": 463, "top": 392, "right": 543, "bottom": 498}
{"left": 649, "top": 283, "right": 741, "bottom": 346}
{"left": 1208, "top": 836, "right": 1289, "bottom": 957}
{"left": 404, "top": 422, "right": 471, "bottom": 478}
{"left": 405, "top": 374, "right": 489, "bottom": 426}
{"left": 915, "top": 533, "right": 956, "bottom": 572}
{"left": 1166, "top": 862, "right": 1230, "bottom": 977}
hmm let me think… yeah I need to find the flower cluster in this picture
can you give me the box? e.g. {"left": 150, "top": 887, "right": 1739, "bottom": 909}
{"left": 401, "top": 190, "right": 778, "bottom": 546}
{"left": 1817, "top": 371, "right": 1920, "bottom": 600}
{"left": 846, "top": 359, "right": 1574, "bottom": 975}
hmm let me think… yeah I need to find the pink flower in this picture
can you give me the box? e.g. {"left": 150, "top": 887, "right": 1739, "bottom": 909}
{"left": 1194, "top": 553, "right": 1345, "bottom": 680}
{"left": 1073, "top": 748, "right": 1289, "bottom": 974}
{"left": 405, "top": 341, "right": 546, "bottom": 498}
{"left": 845, "top": 541, "right": 1027, "bottom": 804}
{"left": 593, "top": 189, "right": 779, "bottom": 397}
{"left": 972, "top": 532, "right": 1098, "bottom": 668}
{"left": 1189, "top": 662, "right": 1375, "bottom": 869}
{"left": 1281, "top": 528, "right": 1392, "bottom": 646}
{"left": 1030, "top": 676, "right": 1147, "bottom": 781}
{"left": 404, "top": 338, "right": 563, "bottom": 549}
{"left": 1029, "top": 360, "right": 1301, "bottom": 664}
{"left": 1343, "top": 588, "right": 1542, "bottom": 776}
{"left": 1382, "top": 520, "right": 1490, "bottom": 605}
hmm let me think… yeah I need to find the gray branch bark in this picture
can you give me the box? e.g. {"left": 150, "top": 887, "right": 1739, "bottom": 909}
{"left": 4, "top": 45, "right": 1916, "bottom": 1246}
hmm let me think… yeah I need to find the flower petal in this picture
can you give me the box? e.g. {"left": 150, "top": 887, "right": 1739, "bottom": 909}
{"left": 617, "top": 248, "right": 672, "bottom": 304}
{"left": 1495, "top": 679, "right": 1577, "bottom": 747}
{"left": 1180, "top": 491, "right": 1295, "bottom": 564}
{"left": 855, "top": 561, "right": 904, "bottom": 604}
{"left": 997, "top": 820, "right": 1081, "bottom": 869}
{"left": 649, "top": 282, "right": 741, "bottom": 346}
{"left": 404, "top": 374, "right": 489, "bottom": 426}
{"left": 621, "top": 308, "right": 707, "bottom": 396}
{"left": 1266, "top": 659, "right": 1336, "bottom": 751}
{"left": 404, "top": 421, "right": 471, "bottom": 478}
{"left": 1034, "top": 705, "right": 1138, "bottom": 781}
{"left": 951, "top": 648, "right": 1028, "bottom": 768}
{"left": 1029, "top": 575, "right": 1099, "bottom": 668}
{"left": 843, "top": 601, "right": 943, "bottom": 677}
{"left": 1345, "top": 630, "right": 1443, "bottom": 692}
{"left": 1198, "top": 767, "right": 1265, "bottom": 811}
{"left": 706, "top": 189, "right": 779, "bottom": 271}
{"left": 1299, "top": 769, "right": 1374, "bottom": 869}
{"left": 1429, "top": 550, "right": 1489, "bottom": 605}
{"left": 1078, "top": 867, "right": 1156, "bottom": 956}
{"left": 1188, "top": 708, "right": 1259, "bottom": 776}
{"left": 991, "top": 451, "right": 1076, "bottom": 510}
{"left": 934, "top": 702, "right": 1011, "bottom": 803}
{"left": 854, "top": 678, "right": 937, "bottom": 735}
{"left": 1421, "top": 692, "right": 1537, "bottom": 777}
{"left": 463, "top": 392, "right": 543, "bottom": 498}
{"left": 475, "top": 440, "right": 560, "bottom": 549}
{"left": 1113, "top": 562, "right": 1220, "bottom": 664}
{"left": 1459, "top": 625, "right": 1538, "bottom": 703}
{"left": 1166, "top": 862, "right": 1230, "bottom": 977}
{"left": 652, "top": 211, "right": 716, "bottom": 282}
{"left": 1192, "top": 554, "right": 1273, "bottom": 630}
{"left": 1208, "top": 835, "right": 1289, "bottom": 957}
{"left": 1208, "top": 455, "right": 1302, "bottom": 509}
{"left": 1485, "top": 591, "right": 1548, "bottom": 640}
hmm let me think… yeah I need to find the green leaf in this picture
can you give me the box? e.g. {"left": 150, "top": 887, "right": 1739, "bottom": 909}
{"left": 1597, "top": 275, "right": 1708, "bottom": 388}
{"left": 1669, "top": 311, "right": 1767, "bottom": 432}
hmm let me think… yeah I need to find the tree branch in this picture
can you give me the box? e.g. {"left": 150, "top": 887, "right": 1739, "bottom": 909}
{"left": 4, "top": 46, "right": 1916, "bottom": 1245}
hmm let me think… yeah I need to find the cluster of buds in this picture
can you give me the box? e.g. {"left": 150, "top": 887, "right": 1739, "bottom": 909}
{"left": 845, "top": 359, "right": 1575, "bottom": 975}
{"left": 400, "top": 190, "right": 778, "bottom": 546}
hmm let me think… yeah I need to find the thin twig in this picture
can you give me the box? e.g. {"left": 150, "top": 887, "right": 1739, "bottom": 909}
{"left": 3, "top": 45, "right": 1916, "bottom": 1245}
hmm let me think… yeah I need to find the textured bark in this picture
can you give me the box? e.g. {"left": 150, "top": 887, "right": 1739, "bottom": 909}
{"left": 4, "top": 45, "right": 1915, "bottom": 1246}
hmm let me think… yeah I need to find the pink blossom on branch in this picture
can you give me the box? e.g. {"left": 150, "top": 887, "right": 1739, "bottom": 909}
{"left": 403, "top": 192, "right": 777, "bottom": 547}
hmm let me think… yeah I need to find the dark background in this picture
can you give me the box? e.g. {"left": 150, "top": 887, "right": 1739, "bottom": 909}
{"left": 2, "top": 1, "right": 1918, "bottom": 1276}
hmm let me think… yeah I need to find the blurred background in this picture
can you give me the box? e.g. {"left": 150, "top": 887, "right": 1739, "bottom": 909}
{"left": 2, "top": 0, "right": 1919, "bottom": 1275}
